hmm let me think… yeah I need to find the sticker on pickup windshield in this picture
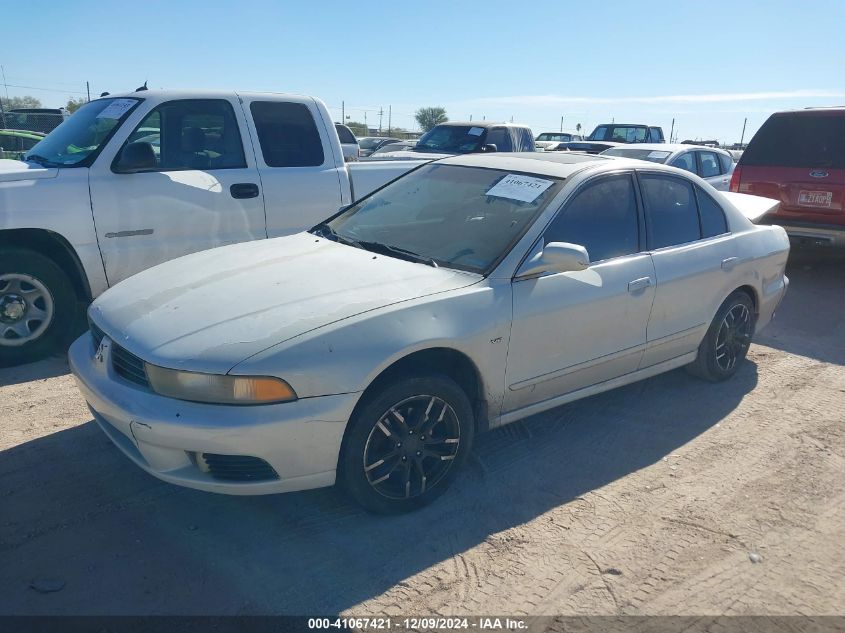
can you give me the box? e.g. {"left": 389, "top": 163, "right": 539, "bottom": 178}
{"left": 467, "top": 127, "right": 485, "bottom": 136}
{"left": 486, "top": 174, "right": 554, "bottom": 203}
{"left": 96, "top": 99, "right": 137, "bottom": 120}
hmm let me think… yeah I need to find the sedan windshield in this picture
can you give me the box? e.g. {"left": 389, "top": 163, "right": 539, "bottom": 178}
{"left": 414, "top": 125, "right": 487, "bottom": 153}
{"left": 314, "top": 164, "right": 564, "bottom": 274}
{"left": 602, "top": 147, "right": 672, "bottom": 163}
{"left": 24, "top": 97, "right": 141, "bottom": 167}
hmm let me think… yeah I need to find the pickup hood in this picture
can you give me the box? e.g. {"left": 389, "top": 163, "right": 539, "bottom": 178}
{"left": 0, "top": 159, "right": 59, "bottom": 183}
{"left": 90, "top": 232, "right": 480, "bottom": 374}
{"left": 370, "top": 150, "right": 454, "bottom": 160}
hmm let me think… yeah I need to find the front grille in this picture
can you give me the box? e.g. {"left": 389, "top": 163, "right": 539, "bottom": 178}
{"left": 201, "top": 454, "right": 279, "bottom": 482}
{"left": 90, "top": 321, "right": 150, "bottom": 389}
{"left": 90, "top": 321, "right": 105, "bottom": 347}
{"left": 111, "top": 343, "right": 149, "bottom": 388}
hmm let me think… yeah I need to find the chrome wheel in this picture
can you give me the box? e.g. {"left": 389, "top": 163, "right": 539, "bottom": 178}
{"left": 363, "top": 395, "right": 461, "bottom": 500}
{"left": 0, "top": 274, "right": 54, "bottom": 347}
{"left": 715, "top": 303, "right": 751, "bottom": 372}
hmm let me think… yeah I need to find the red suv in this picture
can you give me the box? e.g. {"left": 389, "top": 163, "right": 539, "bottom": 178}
{"left": 731, "top": 108, "right": 844, "bottom": 248}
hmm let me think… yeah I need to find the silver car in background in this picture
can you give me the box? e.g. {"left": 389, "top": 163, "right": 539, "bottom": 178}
{"left": 602, "top": 144, "right": 735, "bottom": 190}
{"left": 70, "top": 153, "right": 789, "bottom": 514}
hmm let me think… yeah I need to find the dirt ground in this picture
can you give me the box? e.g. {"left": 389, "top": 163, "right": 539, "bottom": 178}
{"left": 0, "top": 251, "right": 843, "bottom": 618}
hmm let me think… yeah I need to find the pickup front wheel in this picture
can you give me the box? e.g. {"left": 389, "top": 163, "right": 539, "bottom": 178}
{"left": 0, "top": 249, "right": 77, "bottom": 367}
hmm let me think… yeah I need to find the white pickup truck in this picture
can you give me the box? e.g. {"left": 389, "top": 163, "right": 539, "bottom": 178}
{"left": 0, "top": 90, "right": 427, "bottom": 365}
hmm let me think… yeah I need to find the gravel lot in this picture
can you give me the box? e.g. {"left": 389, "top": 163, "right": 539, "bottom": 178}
{"left": 1, "top": 251, "right": 843, "bottom": 617}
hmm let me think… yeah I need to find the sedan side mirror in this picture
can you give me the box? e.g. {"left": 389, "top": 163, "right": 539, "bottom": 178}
{"left": 516, "top": 241, "right": 590, "bottom": 279}
{"left": 479, "top": 144, "right": 497, "bottom": 153}
{"left": 114, "top": 142, "right": 157, "bottom": 173}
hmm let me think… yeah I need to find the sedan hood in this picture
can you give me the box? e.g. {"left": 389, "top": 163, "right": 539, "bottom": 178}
{"left": 91, "top": 233, "right": 480, "bottom": 374}
{"left": 0, "top": 159, "right": 59, "bottom": 183}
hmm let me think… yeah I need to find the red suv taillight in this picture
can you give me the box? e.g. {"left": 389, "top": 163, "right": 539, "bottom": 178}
{"left": 729, "top": 165, "right": 742, "bottom": 192}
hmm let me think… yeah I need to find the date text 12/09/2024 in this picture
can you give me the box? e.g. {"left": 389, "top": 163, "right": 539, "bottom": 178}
{"left": 307, "top": 617, "right": 528, "bottom": 630}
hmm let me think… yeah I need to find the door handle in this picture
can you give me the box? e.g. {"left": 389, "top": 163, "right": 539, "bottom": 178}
{"left": 230, "top": 183, "right": 260, "bottom": 199}
{"left": 721, "top": 257, "right": 739, "bottom": 270}
{"left": 628, "top": 277, "right": 653, "bottom": 293}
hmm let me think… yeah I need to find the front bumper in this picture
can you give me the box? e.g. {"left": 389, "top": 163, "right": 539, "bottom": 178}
{"left": 68, "top": 333, "right": 360, "bottom": 495}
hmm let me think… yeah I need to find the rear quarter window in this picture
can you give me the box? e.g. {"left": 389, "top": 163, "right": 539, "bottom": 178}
{"left": 250, "top": 101, "right": 325, "bottom": 167}
{"left": 741, "top": 113, "right": 845, "bottom": 169}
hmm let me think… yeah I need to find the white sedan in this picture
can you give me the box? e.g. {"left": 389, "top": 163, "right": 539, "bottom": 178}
{"left": 601, "top": 143, "right": 736, "bottom": 190}
{"left": 70, "top": 153, "right": 789, "bottom": 513}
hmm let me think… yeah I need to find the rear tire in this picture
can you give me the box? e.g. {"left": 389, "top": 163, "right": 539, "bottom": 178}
{"left": 340, "top": 373, "right": 474, "bottom": 514}
{"left": 0, "top": 249, "right": 78, "bottom": 367}
{"left": 687, "top": 290, "right": 756, "bottom": 382}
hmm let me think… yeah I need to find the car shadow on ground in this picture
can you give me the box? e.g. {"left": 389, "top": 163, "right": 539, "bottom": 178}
{"left": 0, "top": 355, "right": 71, "bottom": 386}
{"left": 0, "top": 362, "right": 757, "bottom": 614}
{"left": 755, "top": 249, "right": 845, "bottom": 366}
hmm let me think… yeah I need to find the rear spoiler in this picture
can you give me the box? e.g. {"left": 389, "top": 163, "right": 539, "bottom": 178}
{"left": 719, "top": 192, "right": 780, "bottom": 223}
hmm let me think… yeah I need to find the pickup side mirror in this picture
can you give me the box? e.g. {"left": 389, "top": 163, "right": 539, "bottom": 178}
{"left": 114, "top": 142, "right": 157, "bottom": 173}
{"left": 479, "top": 144, "right": 497, "bottom": 153}
{"left": 516, "top": 241, "right": 590, "bottom": 279}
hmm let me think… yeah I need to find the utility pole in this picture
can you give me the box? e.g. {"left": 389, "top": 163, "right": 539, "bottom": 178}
{"left": 364, "top": 111, "right": 368, "bottom": 133}
{"left": 388, "top": 106, "right": 392, "bottom": 135}
{"left": 1, "top": 65, "right": 8, "bottom": 100}
{"left": 669, "top": 118, "right": 675, "bottom": 144}
{"left": 86, "top": 81, "right": 91, "bottom": 102}
{"left": 560, "top": 116, "right": 564, "bottom": 132}
{"left": 341, "top": 101, "right": 345, "bottom": 123}
{"left": 378, "top": 107, "right": 383, "bottom": 133}
{"left": 739, "top": 117, "right": 748, "bottom": 146}
{"left": 469, "top": 114, "right": 472, "bottom": 122}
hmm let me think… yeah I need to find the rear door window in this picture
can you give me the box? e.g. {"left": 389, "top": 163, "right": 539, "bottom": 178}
{"left": 741, "top": 113, "right": 845, "bottom": 168}
{"left": 544, "top": 174, "right": 640, "bottom": 262}
{"left": 334, "top": 124, "right": 356, "bottom": 144}
{"left": 698, "top": 151, "right": 722, "bottom": 178}
{"left": 485, "top": 128, "right": 513, "bottom": 152}
{"left": 641, "top": 175, "right": 701, "bottom": 249}
{"left": 718, "top": 152, "right": 733, "bottom": 173}
{"left": 250, "top": 101, "right": 325, "bottom": 167}
{"left": 670, "top": 152, "right": 696, "bottom": 173}
{"left": 695, "top": 186, "right": 728, "bottom": 237}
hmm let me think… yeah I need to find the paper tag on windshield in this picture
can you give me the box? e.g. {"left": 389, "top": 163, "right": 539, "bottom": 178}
{"left": 96, "top": 99, "right": 136, "bottom": 120}
{"left": 486, "top": 174, "right": 554, "bottom": 203}
{"left": 467, "top": 127, "right": 485, "bottom": 136}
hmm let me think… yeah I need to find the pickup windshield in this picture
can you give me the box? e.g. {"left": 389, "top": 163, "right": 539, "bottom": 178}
{"left": 314, "top": 164, "right": 564, "bottom": 274}
{"left": 24, "top": 98, "right": 141, "bottom": 167}
{"left": 414, "top": 125, "right": 487, "bottom": 154}
{"left": 588, "top": 125, "right": 648, "bottom": 143}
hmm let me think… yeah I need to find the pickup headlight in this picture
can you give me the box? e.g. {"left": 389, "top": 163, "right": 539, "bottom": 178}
{"left": 145, "top": 364, "right": 297, "bottom": 405}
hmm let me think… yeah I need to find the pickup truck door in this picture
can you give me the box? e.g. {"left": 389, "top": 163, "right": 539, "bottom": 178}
{"left": 235, "top": 95, "right": 347, "bottom": 238}
{"left": 88, "top": 97, "right": 266, "bottom": 285}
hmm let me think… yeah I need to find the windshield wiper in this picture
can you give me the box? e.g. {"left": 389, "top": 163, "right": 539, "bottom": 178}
{"left": 310, "top": 222, "right": 364, "bottom": 248}
{"left": 356, "top": 240, "right": 438, "bottom": 267}
{"left": 25, "top": 154, "right": 60, "bottom": 167}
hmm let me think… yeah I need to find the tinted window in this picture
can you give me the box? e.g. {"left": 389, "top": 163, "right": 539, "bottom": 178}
{"left": 718, "top": 152, "right": 732, "bottom": 173}
{"left": 698, "top": 151, "right": 721, "bottom": 177}
{"left": 0, "top": 135, "right": 21, "bottom": 151}
{"left": 516, "top": 128, "right": 535, "bottom": 151}
{"left": 695, "top": 186, "right": 728, "bottom": 237}
{"left": 125, "top": 99, "right": 246, "bottom": 171}
{"left": 335, "top": 124, "right": 356, "bottom": 144}
{"left": 641, "top": 175, "right": 701, "bottom": 248}
{"left": 670, "top": 152, "right": 696, "bottom": 173}
{"left": 545, "top": 175, "right": 640, "bottom": 262}
{"left": 742, "top": 113, "right": 845, "bottom": 169}
{"left": 485, "top": 128, "right": 512, "bottom": 152}
{"left": 649, "top": 128, "right": 663, "bottom": 142}
{"left": 251, "top": 101, "right": 324, "bottom": 167}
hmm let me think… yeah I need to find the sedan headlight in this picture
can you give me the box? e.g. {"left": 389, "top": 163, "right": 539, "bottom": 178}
{"left": 145, "top": 364, "right": 297, "bottom": 405}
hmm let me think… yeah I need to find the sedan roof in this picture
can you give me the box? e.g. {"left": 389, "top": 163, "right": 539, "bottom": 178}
{"left": 438, "top": 151, "right": 609, "bottom": 179}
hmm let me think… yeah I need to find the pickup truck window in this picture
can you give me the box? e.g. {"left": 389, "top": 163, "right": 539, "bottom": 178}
{"left": 119, "top": 99, "right": 246, "bottom": 171}
{"left": 250, "top": 101, "right": 325, "bottom": 167}
{"left": 485, "top": 128, "right": 512, "bottom": 152}
{"left": 24, "top": 97, "right": 141, "bottom": 167}
{"left": 589, "top": 125, "right": 648, "bottom": 143}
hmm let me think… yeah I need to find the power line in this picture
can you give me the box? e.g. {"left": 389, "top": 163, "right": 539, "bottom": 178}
{"left": 2, "top": 82, "right": 87, "bottom": 95}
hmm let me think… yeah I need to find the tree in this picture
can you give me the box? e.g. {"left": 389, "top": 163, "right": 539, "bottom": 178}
{"left": 66, "top": 97, "right": 87, "bottom": 113}
{"left": 0, "top": 95, "right": 42, "bottom": 111}
{"left": 415, "top": 107, "right": 447, "bottom": 132}
{"left": 344, "top": 120, "right": 368, "bottom": 137}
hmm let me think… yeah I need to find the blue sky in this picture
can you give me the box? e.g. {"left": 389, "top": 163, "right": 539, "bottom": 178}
{"left": 2, "top": 0, "right": 844, "bottom": 142}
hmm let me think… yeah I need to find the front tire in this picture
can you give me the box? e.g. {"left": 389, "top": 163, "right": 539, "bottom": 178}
{"left": 687, "top": 290, "right": 756, "bottom": 382}
{"left": 0, "top": 249, "right": 78, "bottom": 367}
{"left": 340, "top": 374, "right": 475, "bottom": 514}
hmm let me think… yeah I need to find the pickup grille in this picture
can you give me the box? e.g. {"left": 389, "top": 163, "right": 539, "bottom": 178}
{"left": 89, "top": 321, "right": 150, "bottom": 389}
{"left": 201, "top": 454, "right": 279, "bottom": 482}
